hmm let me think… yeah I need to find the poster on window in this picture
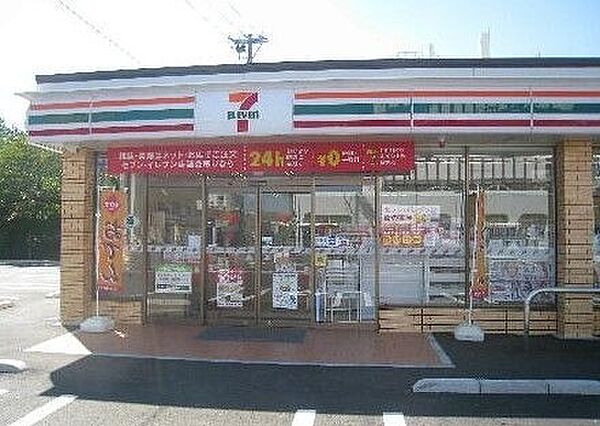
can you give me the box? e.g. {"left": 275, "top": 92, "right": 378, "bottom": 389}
{"left": 380, "top": 204, "right": 440, "bottom": 248}
{"left": 98, "top": 190, "right": 127, "bottom": 292}
{"left": 488, "top": 259, "right": 552, "bottom": 302}
{"left": 216, "top": 269, "right": 244, "bottom": 307}
{"left": 155, "top": 264, "right": 192, "bottom": 293}
{"left": 272, "top": 272, "right": 299, "bottom": 310}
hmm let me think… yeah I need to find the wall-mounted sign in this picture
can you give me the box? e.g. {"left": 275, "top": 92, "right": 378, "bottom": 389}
{"left": 155, "top": 263, "right": 192, "bottom": 293}
{"left": 97, "top": 190, "right": 127, "bottom": 292}
{"left": 198, "top": 89, "right": 290, "bottom": 136}
{"left": 107, "top": 141, "right": 414, "bottom": 175}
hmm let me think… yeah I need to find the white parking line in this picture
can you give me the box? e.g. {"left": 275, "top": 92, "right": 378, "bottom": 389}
{"left": 291, "top": 409, "right": 316, "bottom": 426}
{"left": 8, "top": 394, "right": 77, "bottom": 426}
{"left": 383, "top": 412, "right": 407, "bottom": 426}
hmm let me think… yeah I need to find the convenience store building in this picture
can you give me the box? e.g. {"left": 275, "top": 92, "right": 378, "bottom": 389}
{"left": 23, "top": 58, "right": 600, "bottom": 338}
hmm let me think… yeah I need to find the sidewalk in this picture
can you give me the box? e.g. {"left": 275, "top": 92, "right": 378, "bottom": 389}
{"left": 25, "top": 325, "right": 600, "bottom": 378}
{"left": 26, "top": 325, "right": 451, "bottom": 368}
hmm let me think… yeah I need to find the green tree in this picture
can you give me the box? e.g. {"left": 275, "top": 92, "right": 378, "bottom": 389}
{"left": 0, "top": 118, "right": 61, "bottom": 259}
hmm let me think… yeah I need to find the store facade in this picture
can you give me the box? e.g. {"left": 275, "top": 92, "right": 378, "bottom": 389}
{"left": 24, "top": 58, "right": 600, "bottom": 338}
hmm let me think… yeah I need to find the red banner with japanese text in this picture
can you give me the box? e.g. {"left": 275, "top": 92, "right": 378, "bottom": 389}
{"left": 97, "top": 190, "right": 127, "bottom": 292}
{"left": 107, "top": 141, "right": 414, "bottom": 175}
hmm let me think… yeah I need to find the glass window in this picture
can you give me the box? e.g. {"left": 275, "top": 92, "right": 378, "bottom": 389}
{"left": 592, "top": 152, "right": 600, "bottom": 302}
{"left": 470, "top": 152, "right": 555, "bottom": 304}
{"left": 95, "top": 155, "right": 146, "bottom": 300}
{"left": 314, "top": 176, "right": 376, "bottom": 321}
{"left": 380, "top": 153, "right": 466, "bottom": 306}
{"left": 146, "top": 176, "right": 203, "bottom": 320}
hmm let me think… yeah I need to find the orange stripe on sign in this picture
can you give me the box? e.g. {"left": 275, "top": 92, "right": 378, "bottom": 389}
{"left": 31, "top": 101, "right": 91, "bottom": 111}
{"left": 229, "top": 92, "right": 253, "bottom": 103}
{"left": 295, "top": 90, "right": 530, "bottom": 100}
{"left": 31, "top": 96, "right": 195, "bottom": 111}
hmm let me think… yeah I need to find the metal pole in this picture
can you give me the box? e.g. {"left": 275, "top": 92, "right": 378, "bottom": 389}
{"left": 524, "top": 287, "right": 600, "bottom": 336}
{"left": 95, "top": 185, "right": 101, "bottom": 318}
{"left": 247, "top": 34, "right": 253, "bottom": 64}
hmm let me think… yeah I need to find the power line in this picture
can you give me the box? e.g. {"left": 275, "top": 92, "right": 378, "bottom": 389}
{"left": 54, "top": 0, "right": 140, "bottom": 65}
{"left": 205, "top": 0, "right": 241, "bottom": 35}
{"left": 182, "top": 0, "right": 231, "bottom": 39}
{"left": 226, "top": 2, "right": 243, "bottom": 21}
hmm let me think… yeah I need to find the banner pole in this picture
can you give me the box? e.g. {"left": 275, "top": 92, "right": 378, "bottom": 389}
{"left": 95, "top": 185, "right": 100, "bottom": 318}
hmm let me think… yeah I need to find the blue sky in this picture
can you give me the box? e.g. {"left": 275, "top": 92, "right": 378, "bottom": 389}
{"left": 346, "top": 0, "right": 600, "bottom": 57}
{"left": 1, "top": 0, "right": 599, "bottom": 128}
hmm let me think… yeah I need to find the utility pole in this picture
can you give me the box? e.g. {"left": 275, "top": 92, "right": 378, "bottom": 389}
{"left": 228, "top": 33, "right": 268, "bottom": 64}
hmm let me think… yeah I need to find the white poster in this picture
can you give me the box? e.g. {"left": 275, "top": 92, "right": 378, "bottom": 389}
{"left": 155, "top": 264, "right": 192, "bottom": 293}
{"left": 272, "top": 272, "right": 298, "bottom": 310}
{"left": 216, "top": 269, "right": 244, "bottom": 307}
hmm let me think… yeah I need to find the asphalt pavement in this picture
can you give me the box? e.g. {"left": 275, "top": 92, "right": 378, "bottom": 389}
{"left": 0, "top": 264, "right": 599, "bottom": 426}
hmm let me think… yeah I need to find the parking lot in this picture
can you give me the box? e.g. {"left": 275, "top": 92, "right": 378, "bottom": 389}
{"left": 1, "top": 264, "right": 599, "bottom": 426}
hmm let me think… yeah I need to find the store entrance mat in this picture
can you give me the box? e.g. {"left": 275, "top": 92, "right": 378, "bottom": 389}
{"left": 199, "top": 327, "right": 306, "bottom": 343}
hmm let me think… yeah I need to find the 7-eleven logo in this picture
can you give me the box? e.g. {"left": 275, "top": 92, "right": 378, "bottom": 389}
{"left": 227, "top": 91, "right": 260, "bottom": 133}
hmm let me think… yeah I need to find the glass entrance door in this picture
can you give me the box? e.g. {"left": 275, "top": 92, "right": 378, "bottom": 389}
{"left": 205, "top": 179, "right": 258, "bottom": 325}
{"left": 204, "top": 176, "right": 375, "bottom": 326}
{"left": 259, "top": 182, "right": 313, "bottom": 325}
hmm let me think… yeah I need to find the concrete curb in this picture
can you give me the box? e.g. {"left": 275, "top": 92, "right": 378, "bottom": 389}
{"left": 413, "top": 378, "right": 600, "bottom": 395}
{"left": 0, "top": 359, "right": 28, "bottom": 374}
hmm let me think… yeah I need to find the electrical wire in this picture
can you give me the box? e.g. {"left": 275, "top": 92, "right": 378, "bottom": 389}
{"left": 54, "top": 0, "right": 141, "bottom": 65}
{"left": 205, "top": 0, "right": 241, "bottom": 35}
{"left": 182, "top": 0, "right": 231, "bottom": 39}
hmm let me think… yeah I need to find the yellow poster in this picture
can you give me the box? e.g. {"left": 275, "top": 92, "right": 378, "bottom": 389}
{"left": 97, "top": 190, "right": 127, "bottom": 292}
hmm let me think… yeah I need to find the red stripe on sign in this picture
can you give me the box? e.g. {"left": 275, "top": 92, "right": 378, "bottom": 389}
{"left": 534, "top": 119, "right": 600, "bottom": 127}
{"left": 31, "top": 96, "right": 195, "bottom": 111}
{"left": 294, "top": 119, "right": 411, "bottom": 128}
{"left": 92, "top": 123, "right": 194, "bottom": 134}
{"left": 414, "top": 119, "right": 530, "bottom": 127}
{"left": 29, "top": 127, "right": 89, "bottom": 136}
{"left": 532, "top": 91, "right": 600, "bottom": 98}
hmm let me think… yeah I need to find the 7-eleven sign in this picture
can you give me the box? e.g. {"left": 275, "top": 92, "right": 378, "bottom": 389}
{"left": 227, "top": 91, "right": 260, "bottom": 132}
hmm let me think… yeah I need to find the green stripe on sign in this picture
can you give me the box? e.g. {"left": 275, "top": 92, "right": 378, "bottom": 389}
{"left": 294, "top": 103, "right": 410, "bottom": 115}
{"left": 28, "top": 112, "right": 89, "bottom": 125}
{"left": 413, "top": 103, "right": 530, "bottom": 114}
{"left": 534, "top": 103, "right": 600, "bottom": 114}
{"left": 91, "top": 108, "right": 194, "bottom": 123}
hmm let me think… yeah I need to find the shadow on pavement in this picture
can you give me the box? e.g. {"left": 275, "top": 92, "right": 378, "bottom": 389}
{"left": 41, "top": 335, "right": 600, "bottom": 418}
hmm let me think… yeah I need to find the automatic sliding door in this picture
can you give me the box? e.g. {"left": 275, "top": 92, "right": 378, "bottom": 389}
{"left": 205, "top": 182, "right": 258, "bottom": 325}
{"left": 259, "top": 187, "right": 312, "bottom": 324}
